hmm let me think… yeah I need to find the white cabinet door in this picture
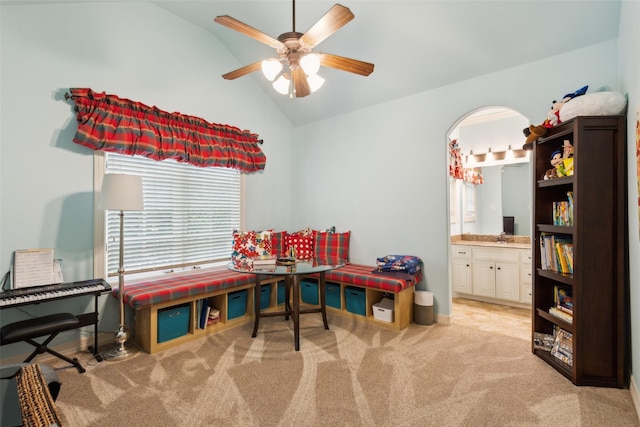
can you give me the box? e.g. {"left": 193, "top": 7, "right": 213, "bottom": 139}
{"left": 519, "top": 249, "right": 533, "bottom": 304}
{"left": 472, "top": 260, "right": 496, "bottom": 297}
{"left": 452, "top": 258, "right": 472, "bottom": 294}
{"left": 495, "top": 262, "right": 519, "bottom": 301}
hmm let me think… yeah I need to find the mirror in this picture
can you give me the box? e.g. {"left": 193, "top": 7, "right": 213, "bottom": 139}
{"left": 448, "top": 107, "right": 531, "bottom": 237}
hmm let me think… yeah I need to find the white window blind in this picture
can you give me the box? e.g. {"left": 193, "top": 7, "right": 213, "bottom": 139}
{"left": 104, "top": 153, "right": 240, "bottom": 277}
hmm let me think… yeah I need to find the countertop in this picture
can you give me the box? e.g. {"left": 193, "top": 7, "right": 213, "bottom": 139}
{"left": 451, "top": 240, "right": 531, "bottom": 249}
{"left": 450, "top": 234, "right": 531, "bottom": 249}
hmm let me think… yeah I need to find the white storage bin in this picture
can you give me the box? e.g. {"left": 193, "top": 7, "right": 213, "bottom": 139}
{"left": 373, "top": 297, "right": 394, "bottom": 323}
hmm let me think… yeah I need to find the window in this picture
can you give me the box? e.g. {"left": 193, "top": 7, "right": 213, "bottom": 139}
{"left": 463, "top": 182, "right": 477, "bottom": 223}
{"left": 94, "top": 152, "right": 242, "bottom": 279}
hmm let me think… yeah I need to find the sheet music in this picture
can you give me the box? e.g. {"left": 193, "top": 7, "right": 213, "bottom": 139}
{"left": 13, "top": 249, "right": 55, "bottom": 289}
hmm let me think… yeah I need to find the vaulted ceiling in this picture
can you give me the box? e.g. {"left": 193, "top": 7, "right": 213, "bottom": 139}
{"left": 7, "top": 1, "right": 622, "bottom": 126}
{"left": 152, "top": 1, "right": 621, "bottom": 126}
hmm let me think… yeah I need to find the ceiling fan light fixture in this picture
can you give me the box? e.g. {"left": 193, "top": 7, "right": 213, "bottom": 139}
{"left": 300, "top": 53, "right": 320, "bottom": 75}
{"left": 272, "top": 74, "right": 290, "bottom": 95}
{"left": 307, "top": 73, "right": 325, "bottom": 93}
{"left": 261, "top": 58, "right": 282, "bottom": 81}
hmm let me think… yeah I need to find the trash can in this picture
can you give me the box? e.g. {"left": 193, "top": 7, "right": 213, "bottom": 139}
{"left": 414, "top": 291, "right": 434, "bottom": 325}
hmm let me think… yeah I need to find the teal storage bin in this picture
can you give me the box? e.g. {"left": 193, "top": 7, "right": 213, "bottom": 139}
{"left": 228, "top": 289, "right": 248, "bottom": 320}
{"left": 157, "top": 304, "right": 191, "bottom": 343}
{"left": 277, "top": 281, "right": 286, "bottom": 305}
{"left": 326, "top": 282, "right": 341, "bottom": 309}
{"left": 258, "top": 283, "right": 271, "bottom": 310}
{"left": 301, "top": 280, "right": 319, "bottom": 305}
{"left": 345, "top": 286, "right": 366, "bottom": 316}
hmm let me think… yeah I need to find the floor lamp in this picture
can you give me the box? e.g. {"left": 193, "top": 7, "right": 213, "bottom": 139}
{"left": 99, "top": 173, "right": 144, "bottom": 360}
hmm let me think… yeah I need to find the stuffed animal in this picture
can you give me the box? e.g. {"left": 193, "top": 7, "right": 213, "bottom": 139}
{"left": 544, "top": 140, "right": 574, "bottom": 179}
{"left": 523, "top": 86, "right": 627, "bottom": 150}
{"left": 544, "top": 85, "right": 588, "bottom": 128}
{"left": 523, "top": 124, "right": 547, "bottom": 147}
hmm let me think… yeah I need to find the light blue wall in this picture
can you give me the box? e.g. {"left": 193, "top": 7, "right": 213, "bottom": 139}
{"left": 0, "top": 3, "right": 295, "bottom": 357}
{"left": 619, "top": 0, "right": 640, "bottom": 394}
{"left": 294, "top": 40, "right": 621, "bottom": 317}
{"left": 1, "top": 2, "right": 637, "bottom": 389}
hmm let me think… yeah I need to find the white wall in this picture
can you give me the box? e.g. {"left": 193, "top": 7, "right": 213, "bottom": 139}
{"left": 619, "top": 0, "right": 640, "bottom": 405}
{"left": 0, "top": 2, "right": 294, "bottom": 357}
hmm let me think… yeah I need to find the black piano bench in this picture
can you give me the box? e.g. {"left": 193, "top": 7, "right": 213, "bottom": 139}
{"left": 0, "top": 313, "right": 86, "bottom": 374}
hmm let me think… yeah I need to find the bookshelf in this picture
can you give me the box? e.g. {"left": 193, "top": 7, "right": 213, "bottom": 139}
{"left": 531, "top": 115, "right": 627, "bottom": 388}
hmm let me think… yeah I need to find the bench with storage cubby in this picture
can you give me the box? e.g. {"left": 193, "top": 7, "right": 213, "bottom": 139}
{"left": 115, "top": 263, "right": 421, "bottom": 354}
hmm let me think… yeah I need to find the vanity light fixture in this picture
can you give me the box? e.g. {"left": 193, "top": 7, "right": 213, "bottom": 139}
{"left": 464, "top": 146, "right": 528, "bottom": 166}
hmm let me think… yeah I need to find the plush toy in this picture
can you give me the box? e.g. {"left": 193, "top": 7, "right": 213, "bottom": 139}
{"left": 544, "top": 140, "right": 574, "bottom": 180}
{"left": 544, "top": 85, "right": 588, "bottom": 128}
{"left": 523, "top": 86, "right": 627, "bottom": 150}
{"left": 523, "top": 124, "right": 547, "bottom": 146}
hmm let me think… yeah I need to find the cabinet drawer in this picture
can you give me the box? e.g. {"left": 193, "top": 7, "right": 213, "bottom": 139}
{"left": 520, "top": 284, "right": 532, "bottom": 304}
{"left": 473, "top": 247, "right": 519, "bottom": 262}
{"left": 451, "top": 246, "right": 472, "bottom": 258}
{"left": 519, "top": 250, "right": 532, "bottom": 264}
{"left": 520, "top": 266, "right": 532, "bottom": 284}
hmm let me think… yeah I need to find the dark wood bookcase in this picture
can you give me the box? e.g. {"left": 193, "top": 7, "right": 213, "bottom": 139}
{"left": 531, "top": 115, "right": 627, "bottom": 387}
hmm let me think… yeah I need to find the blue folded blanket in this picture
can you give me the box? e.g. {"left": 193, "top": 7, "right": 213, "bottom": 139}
{"left": 376, "top": 255, "right": 422, "bottom": 274}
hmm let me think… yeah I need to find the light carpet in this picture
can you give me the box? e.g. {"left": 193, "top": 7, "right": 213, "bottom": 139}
{"left": 52, "top": 305, "right": 638, "bottom": 426}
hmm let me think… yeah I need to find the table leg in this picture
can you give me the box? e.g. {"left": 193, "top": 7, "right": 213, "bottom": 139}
{"left": 284, "top": 278, "right": 292, "bottom": 321}
{"left": 319, "top": 272, "right": 329, "bottom": 330}
{"left": 252, "top": 275, "right": 261, "bottom": 338}
{"left": 292, "top": 275, "right": 300, "bottom": 351}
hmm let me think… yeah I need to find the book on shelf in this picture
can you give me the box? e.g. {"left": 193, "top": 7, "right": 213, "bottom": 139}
{"left": 199, "top": 298, "right": 210, "bottom": 329}
{"left": 540, "top": 233, "right": 573, "bottom": 274}
{"left": 549, "top": 306, "right": 573, "bottom": 323}
{"left": 552, "top": 191, "right": 574, "bottom": 226}
{"left": 554, "top": 285, "right": 573, "bottom": 312}
{"left": 551, "top": 328, "right": 573, "bottom": 367}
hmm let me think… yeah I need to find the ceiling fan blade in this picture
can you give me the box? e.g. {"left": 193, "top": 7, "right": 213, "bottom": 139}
{"left": 318, "top": 53, "right": 374, "bottom": 76}
{"left": 292, "top": 68, "right": 311, "bottom": 98}
{"left": 299, "top": 4, "right": 354, "bottom": 48}
{"left": 221, "top": 61, "right": 263, "bottom": 80}
{"left": 214, "top": 15, "right": 284, "bottom": 49}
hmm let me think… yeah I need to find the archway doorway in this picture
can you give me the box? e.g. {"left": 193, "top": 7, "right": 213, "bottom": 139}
{"left": 447, "top": 107, "right": 532, "bottom": 332}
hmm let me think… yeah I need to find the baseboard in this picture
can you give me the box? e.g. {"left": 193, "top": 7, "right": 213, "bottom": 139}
{"left": 436, "top": 312, "right": 452, "bottom": 325}
{"left": 630, "top": 374, "right": 640, "bottom": 421}
{"left": 0, "top": 332, "right": 113, "bottom": 365}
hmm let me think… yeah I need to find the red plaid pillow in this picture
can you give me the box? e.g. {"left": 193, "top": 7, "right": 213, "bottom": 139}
{"left": 314, "top": 231, "right": 350, "bottom": 265}
{"left": 271, "top": 231, "right": 288, "bottom": 258}
{"left": 285, "top": 233, "right": 314, "bottom": 260}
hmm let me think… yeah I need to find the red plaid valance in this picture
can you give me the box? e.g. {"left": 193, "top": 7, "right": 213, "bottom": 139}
{"left": 68, "top": 88, "right": 266, "bottom": 173}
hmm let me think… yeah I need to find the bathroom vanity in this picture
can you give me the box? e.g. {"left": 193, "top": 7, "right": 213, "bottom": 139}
{"left": 451, "top": 235, "right": 531, "bottom": 307}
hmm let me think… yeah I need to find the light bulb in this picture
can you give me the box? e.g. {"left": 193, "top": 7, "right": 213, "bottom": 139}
{"left": 272, "top": 75, "right": 290, "bottom": 95}
{"left": 300, "top": 53, "right": 320, "bottom": 75}
{"left": 307, "top": 73, "right": 325, "bottom": 92}
{"left": 505, "top": 145, "right": 514, "bottom": 160}
{"left": 261, "top": 59, "right": 282, "bottom": 81}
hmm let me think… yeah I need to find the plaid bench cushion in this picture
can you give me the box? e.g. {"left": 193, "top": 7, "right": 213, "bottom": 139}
{"left": 112, "top": 269, "right": 257, "bottom": 310}
{"left": 318, "top": 264, "right": 421, "bottom": 293}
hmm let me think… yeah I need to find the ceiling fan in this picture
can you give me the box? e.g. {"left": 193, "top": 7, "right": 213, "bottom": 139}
{"left": 214, "top": 1, "right": 374, "bottom": 98}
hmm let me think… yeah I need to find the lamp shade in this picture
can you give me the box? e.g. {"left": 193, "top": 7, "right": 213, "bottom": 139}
{"left": 99, "top": 174, "right": 144, "bottom": 211}
{"left": 261, "top": 58, "right": 282, "bottom": 81}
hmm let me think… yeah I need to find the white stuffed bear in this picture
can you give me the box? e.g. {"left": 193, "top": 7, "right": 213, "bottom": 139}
{"left": 557, "top": 91, "right": 627, "bottom": 124}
